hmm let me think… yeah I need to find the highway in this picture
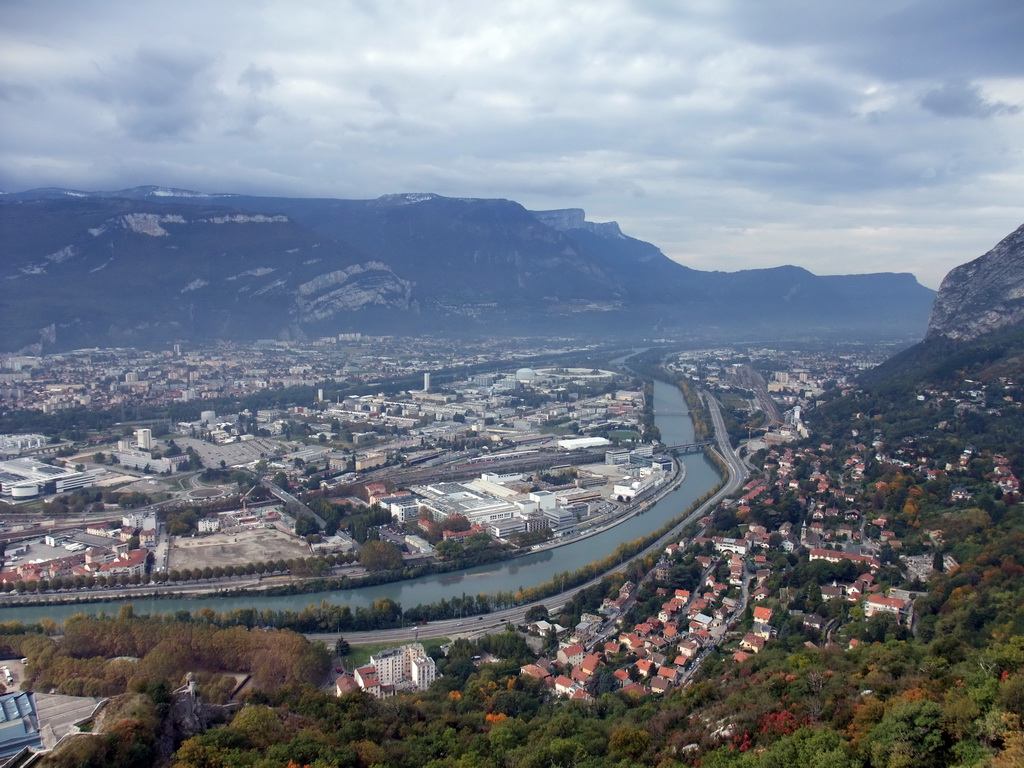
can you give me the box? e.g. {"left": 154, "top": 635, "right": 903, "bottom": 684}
{"left": 703, "top": 389, "right": 749, "bottom": 498}
{"left": 262, "top": 479, "right": 327, "bottom": 529}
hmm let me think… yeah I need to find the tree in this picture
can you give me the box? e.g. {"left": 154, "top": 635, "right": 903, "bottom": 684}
{"left": 465, "top": 532, "right": 492, "bottom": 554}
{"left": 335, "top": 637, "right": 351, "bottom": 657}
{"left": 524, "top": 604, "right": 549, "bottom": 622}
{"left": 608, "top": 726, "right": 652, "bottom": 763}
{"left": 867, "top": 699, "right": 948, "bottom": 768}
{"left": 357, "top": 541, "right": 403, "bottom": 572}
{"left": 434, "top": 539, "right": 464, "bottom": 561}
{"left": 295, "top": 516, "right": 320, "bottom": 538}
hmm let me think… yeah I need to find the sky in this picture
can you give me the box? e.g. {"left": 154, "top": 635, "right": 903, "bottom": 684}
{"left": 2, "top": 1, "right": 1024, "bottom": 289}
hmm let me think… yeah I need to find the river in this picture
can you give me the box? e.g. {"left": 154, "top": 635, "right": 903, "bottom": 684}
{"left": 0, "top": 380, "right": 720, "bottom": 624}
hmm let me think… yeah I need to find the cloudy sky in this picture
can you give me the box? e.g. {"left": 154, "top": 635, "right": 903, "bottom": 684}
{"left": 3, "top": 1, "right": 1023, "bottom": 288}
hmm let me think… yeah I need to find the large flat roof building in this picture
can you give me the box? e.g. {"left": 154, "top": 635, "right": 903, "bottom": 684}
{"left": 410, "top": 481, "right": 518, "bottom": 526}
{"left": 0, "top": 692, "right": 42, "bottom": 758}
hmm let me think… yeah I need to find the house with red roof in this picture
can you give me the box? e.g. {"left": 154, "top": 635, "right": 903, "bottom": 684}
{"left": 579, "top": 653, "right": 603, "bottom": 676}
{"left": 99, "top": 549, "right": 147, "bottom": 578}
{"left": 354, "top": 665, "right": 383, "bottom": 698}
{"left": 553, "top": 675, "right": 577, "bottom": 696}
{"left": 740, "top": 634, "right": 766, "bottom": 653}
{"left": 658, "top": 666, "right": 679, "bottom": 684}
{"left": 570, "top": 665, "right": 591, "bottom": 684}
{"left": 556, "top": 644, "right": 585, "bottom": 667}
{"left": 864, "top": 593, "right": 907, "bottom": 622}
{"left": 619, "top": 633, "right": 644, "bottom": 653}
{"left": 335, "top": 673, "right": 360, "bottom": 696}
{"left": 519, "top": 664, "right": 551, "bottom": 682}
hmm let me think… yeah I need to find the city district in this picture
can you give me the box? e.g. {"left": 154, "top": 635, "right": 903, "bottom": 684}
{"left": 0, "top": 337, "right": 1008, "bottom": 707}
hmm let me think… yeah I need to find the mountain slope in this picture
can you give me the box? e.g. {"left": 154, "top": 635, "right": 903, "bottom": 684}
{"left": 861, "top": 221, "right": 1024, "bottom": 390}
{"left": 927, "top": 222, "right": 1024, "bottom": 342}
{"left": 0, "top": 188, "right": 936, "bottom": 350}
{"left": 0, "top": 197, "right": 413, "bottom": 349}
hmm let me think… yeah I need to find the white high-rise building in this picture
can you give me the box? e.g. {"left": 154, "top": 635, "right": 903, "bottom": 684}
{"left": 135, "top": 428, "right": 153, "bottom": 450}
{"left": 423, "top": 372, "right": 431, "bottom": 391}
{"left": 354, "top": 643, "right": 438, "bottom": 698}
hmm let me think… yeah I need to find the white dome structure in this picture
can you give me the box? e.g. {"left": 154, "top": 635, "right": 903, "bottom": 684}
{"left": 515, "top": 367, "right": 537, "bottom": 382}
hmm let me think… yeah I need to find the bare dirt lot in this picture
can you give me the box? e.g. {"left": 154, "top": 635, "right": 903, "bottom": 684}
{"left": 168, "top": 527, "right": 311, "bottom": 570}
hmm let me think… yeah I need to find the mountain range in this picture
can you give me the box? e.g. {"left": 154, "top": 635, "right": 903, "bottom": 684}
{"left": 0, "top": 187, "right": 936, "bottom": 351}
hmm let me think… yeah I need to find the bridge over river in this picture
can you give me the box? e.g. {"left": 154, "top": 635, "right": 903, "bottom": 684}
{"left": 662, "top": 440, "right": 714, "bottom": 453}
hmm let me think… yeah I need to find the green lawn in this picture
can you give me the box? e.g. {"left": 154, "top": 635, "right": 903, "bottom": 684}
{"left": 607, "top": 429, "right": 640, "bottom": 441}
{"left": 539, "top": 425, "right": 577, "bottom": 435}
{"left": 343, "top": 637, "right": 450, "bottom": 670}
{"left": 164, "top": 475, "right": 193, "bottom": 492}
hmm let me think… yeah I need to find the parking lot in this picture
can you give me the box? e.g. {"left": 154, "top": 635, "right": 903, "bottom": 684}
{"left": 175, "top": 437, "right": 284, "bottom": 469}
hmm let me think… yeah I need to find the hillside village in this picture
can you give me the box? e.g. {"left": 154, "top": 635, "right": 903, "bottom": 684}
{"left": 492, "top": 362, "right": 1023, "bottom": 704}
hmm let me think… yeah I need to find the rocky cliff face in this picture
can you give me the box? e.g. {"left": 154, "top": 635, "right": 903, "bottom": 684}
{"left": 531, "top": 208, "right": 625, "bottom": 238}
{"left": 927, "top": 222, "right": 1024, "bottom": 341}
{"left": 294, "top": 262, "right": 415, "bottom": 321}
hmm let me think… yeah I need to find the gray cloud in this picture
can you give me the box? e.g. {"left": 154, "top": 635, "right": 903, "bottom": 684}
{"left": 78, "top": 47, "right": 222, "bottom": 141}
{"left": 712, "top": 0, "right": 1024, "bottom": 81}
{"left": 1, "top": 0, "right": 1022, "bottom": 289}
{"left": 920, "top": 81, "right": 1020, "bottom": 119}
{"left": 239, "top": 65, "right": 277, "bottom": 94}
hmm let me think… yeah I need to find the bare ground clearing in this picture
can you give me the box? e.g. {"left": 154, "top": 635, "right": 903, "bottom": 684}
{"left": 168, "top": 528, "right": 311, "bottom": 570}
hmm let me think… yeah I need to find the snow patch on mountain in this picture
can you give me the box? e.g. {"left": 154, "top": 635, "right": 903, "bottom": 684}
{"left": 181, "top": 279, "right": 209, "bottom": 293}
{"left": 45, "top": 245, "right": 77, "bottom": 263}
{"left": 118, "top": 213, "right": 187, "bottom": 236}
{"left": 149, "top": 187, "right": 210, "bottom": 198}
{"left": 226, "top": 267, "right": 276, "bottom": 281}
{"left": 197, "top": 214, "right": 288, "bottom": 224}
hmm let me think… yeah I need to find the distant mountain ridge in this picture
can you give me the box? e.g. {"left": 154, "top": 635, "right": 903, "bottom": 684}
{"left": 0, "top": 187, "right": 936, "bottom": 351}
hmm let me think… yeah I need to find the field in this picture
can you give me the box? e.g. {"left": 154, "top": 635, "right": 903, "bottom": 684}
{"left": 168, "top": 527, "right": 311, "bottom": 570}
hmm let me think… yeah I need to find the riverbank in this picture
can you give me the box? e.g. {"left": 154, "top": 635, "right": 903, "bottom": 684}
{"left": 0, "top": 380, "right": 723, "bottom": 623}
{"left": 510, "top": 455, "right": 687, "bottom": 557}
{"left": 0, "top": 458, "right": 689, "bottom": 609}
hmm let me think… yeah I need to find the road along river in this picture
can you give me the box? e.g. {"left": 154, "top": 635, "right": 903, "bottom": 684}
{"left": 0, "top": 380, "right": 721, "bottom": 624}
